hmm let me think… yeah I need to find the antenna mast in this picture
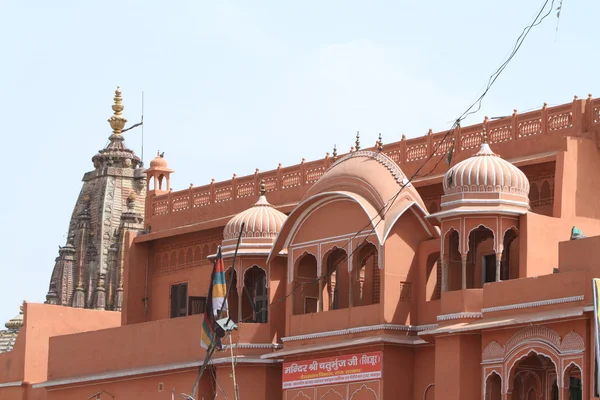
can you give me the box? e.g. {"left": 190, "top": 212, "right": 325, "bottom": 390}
{"left": 141, "top": 91, "right": 145, "bottom": 165}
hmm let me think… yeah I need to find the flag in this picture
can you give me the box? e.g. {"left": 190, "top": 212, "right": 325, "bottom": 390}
{"left": 200, "top": 246, "right": 228, "bottom": 350}
{"left": 593, "top": 279, "right": 600, "bottom": 396}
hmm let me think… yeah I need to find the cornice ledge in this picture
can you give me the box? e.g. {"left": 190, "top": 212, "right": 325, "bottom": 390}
{"left": 481, "top": 295, "right": 584, "bottom": 314}
{"left": 32, "top": 357, "right": 280, "bottom": 389}
{"left": 0, "top": 381, "right": 23, "bottom": 388}
{"left": 437, "top": 312, "right": 482, "bottom": 322}
{"left": 281, "top": 323, "right": 435, "bottom": 343}
{"left": 222, "top": 343, "right": 283, "bottom": 350}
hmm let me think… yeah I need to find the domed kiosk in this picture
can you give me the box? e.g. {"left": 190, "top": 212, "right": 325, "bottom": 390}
{"left": 217, "top": 180, "right": 288, "bottom": 324}
{"left": 430, "top": 134, "right": 530, "bottom": 291}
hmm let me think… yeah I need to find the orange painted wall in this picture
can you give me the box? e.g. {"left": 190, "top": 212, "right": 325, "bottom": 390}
{"left": 434, "top": 334, "right": 481, "bottom": 400}
{"left": 382, "top": 210, "right": 430, "bottom": 324}
{"left": 45, "top": 369, "right": 213, "bottom": 400}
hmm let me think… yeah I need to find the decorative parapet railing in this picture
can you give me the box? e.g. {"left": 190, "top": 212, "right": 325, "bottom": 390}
{"left": 149, "top": 96, "right": 600, "bottom": 221}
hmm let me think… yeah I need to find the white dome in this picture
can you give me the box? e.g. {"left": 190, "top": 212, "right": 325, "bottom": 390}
{"left": 443, "top": 142, "right": 529, "bottom": 197}
{"left": 223, "top": 194, "right": 287, "bottom": 241}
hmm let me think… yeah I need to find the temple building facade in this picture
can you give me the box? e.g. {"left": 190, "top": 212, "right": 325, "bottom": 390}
{"left": 45, "top": 87, "right": 146, "bottom": 311}
{"left": 2, "top": 92, "right": 600, "bottom": 400}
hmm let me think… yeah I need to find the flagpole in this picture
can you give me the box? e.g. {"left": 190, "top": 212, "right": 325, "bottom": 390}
{"left": 188, "top": 222, "right": 245, "bottom": 400}
{"left": 221, "top": 222, "right": 245, "bottom": 320}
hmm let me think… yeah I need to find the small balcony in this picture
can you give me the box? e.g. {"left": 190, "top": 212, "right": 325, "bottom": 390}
{"left": 286, "top": 304, "right": 381, "bottom": 340}
{"left": 439, "top": 289, "right": 483, "bottom": 318}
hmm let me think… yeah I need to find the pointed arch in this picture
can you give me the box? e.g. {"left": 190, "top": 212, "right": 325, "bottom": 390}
{"left": 322, "top": 246, "right": 349, "bottom": 311}
{"left": 242, "top": 265, "right": 268, "bottom": 323}
{"left": 352, "top": 241, "right": 379, "bottom": 306}
{"left": 294, "top": 252, "right": 319, "bottom": 315}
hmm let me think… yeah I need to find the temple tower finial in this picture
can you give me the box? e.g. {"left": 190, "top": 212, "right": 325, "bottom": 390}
{"left": 332, "top": 144, "right": 338, "bottom": 161}
{"left": 355, "top": 131, "right": 361, "bottom": 151}
{"left": 259, "top": 179, "right": 266, "bottom": 196}
{"left": 377, "top": 133, "right": 383, "bottom": 152}
{"left": 108, "top": 86, "right": 128, "bottom": 136}
{"left": 482, "top": 117, "right": 488, "bottom": 144}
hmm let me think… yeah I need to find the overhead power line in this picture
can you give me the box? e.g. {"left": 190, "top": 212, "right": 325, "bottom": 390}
{"left": 187, "top": 0, "right": 561, "bottom": 396}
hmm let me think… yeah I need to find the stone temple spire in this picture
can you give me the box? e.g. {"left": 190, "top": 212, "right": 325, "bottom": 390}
{"left": 46, "top": 87, "right": 146, "bottom": 311}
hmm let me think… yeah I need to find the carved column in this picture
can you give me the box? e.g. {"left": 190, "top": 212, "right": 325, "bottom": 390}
{"left": 495, "top": 251, "right": 503, "bottom": 282}
{"left": 461, "top": 253, "right": 468, "bottom": 290}
{"left": 441, "top": 255, "right": 449, "bottom": 292}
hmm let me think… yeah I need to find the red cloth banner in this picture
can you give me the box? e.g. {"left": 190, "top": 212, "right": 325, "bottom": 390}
{"left": 282, "top": 351, "right": 383, "bottom": 389}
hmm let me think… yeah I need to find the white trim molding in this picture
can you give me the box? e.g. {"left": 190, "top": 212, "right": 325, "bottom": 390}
{"left": 481, "top": 295, "right": 584, "bottom": 314}
{"left": 263, "top": 333, "right": 429, "bottom": 359}
{"left": 33, "top": 357, "right": 281, "bottom": 389}
{"left": 437, "top": 312, "right": 483, "bottom": 322}
{"left": 222, "top": 343, "right": 282, "bottom": 350}
{"left": 0, "top": 381, "right": 23, "bottom": 388}
{"left": 281, "top": 323, "right": 438, "bottom": 343}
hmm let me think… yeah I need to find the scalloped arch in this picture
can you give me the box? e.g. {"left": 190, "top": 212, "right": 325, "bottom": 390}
{"left": 505, "top": 326, "right": 561, "bottom": 354}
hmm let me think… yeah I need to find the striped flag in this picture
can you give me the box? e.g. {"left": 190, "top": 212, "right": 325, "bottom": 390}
{"left": 200, "top": 246, "right": 228, "bottom": 350}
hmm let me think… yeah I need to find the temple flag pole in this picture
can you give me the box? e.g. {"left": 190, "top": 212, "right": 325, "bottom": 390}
{"left": 187, "top": 223, "right": 245, "bottom": 400}
{"left": 222, "top": 222, "right": 245, "bottom": 323}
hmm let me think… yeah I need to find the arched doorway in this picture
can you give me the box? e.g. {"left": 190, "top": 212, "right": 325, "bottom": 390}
{"left": 509, "top": 352, "right": 557, "bottom": 400}
{"left": 564, "top": 363, "right": 582, "bottom": 400}
{"left": 485, "top": 372, "right": 501, "bottom": 400}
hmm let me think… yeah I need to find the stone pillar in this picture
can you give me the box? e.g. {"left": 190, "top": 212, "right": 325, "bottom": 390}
{"left": 94, "top": 273, "right": 106, "bottom": 311}
{"left": 441, "top": 256, "right": 449, "bottom": 292}
{"left": 461, "top": 253, "right": 468, "bottom": 290}
{"left": 495, "top": 251, "right": 503, "bottom": 282}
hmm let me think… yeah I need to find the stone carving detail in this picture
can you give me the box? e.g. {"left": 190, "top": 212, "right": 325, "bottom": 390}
{"left": 330, "top": 150, "right": 409, "bottom": 187}
{"left": 483, "top": 341, "right": 505, "bottom": 361}
{"left": 350, "top": 384, "right": 378, "bottom": 400}
{"left": 560, "top": 331, "right": 585, "bottom": 353}
{"left": 153, "top": 237, "right": 221, "bottom": 276}
{"left": 291, "top": 393, "right": 311, "bottom": 400}
{"left": 320, "top": 388, "right": 344, "bottom": 400}
{"left": 504, "top": 326, "right": 561, "bottom": 354}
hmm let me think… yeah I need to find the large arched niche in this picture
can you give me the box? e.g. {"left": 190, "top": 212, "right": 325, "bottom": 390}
{"left": 290, "top": 197, "right": 374, "bottom": 245}
{"left": 269, "top": 150, "right": 436, "bottom": 264}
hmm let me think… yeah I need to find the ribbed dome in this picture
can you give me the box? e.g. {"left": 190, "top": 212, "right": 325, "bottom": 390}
{"left": 443, "top": 142, "right": 529, "bottom": 197}
{"left": 223, "top": 193, "right": 287, "bottom": 241}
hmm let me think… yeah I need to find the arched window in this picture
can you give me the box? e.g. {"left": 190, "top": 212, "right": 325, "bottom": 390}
{"left": 294, "top": 254, "right": 319, "bottom": 315}
{"left": 564, "top": 363, "right": 582, "bottom": 400}
{"left": 466, "top": 226, "right": 494, "bottom": 288}
{"left": 352, "top": 243, "right": 379, "bottom": 306}
{"left": 242, "top": 266, "right": 268, "bottom": 323}
{"left": 323, "top": 248, "right": 348, "bottom": 311}
{"left": 225, "top": 268, "right": 239, "bottom": 323}
{"left": 485, "top": 372, "right": 501, "bottom": 400}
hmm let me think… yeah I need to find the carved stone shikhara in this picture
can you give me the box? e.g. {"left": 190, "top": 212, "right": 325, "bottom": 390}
{"left": 45, "top": 87, "right": 145, "bottom": 312}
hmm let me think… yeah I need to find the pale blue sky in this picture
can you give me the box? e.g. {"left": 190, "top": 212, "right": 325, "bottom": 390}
{"left": 0, "top": 0, "right": 597, "bottom": 324}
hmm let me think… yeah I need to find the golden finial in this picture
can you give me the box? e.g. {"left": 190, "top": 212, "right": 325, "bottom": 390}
{"left": 108, "top": 86, "right": 128, "bottom": 135}
{"left": 482, "top": 126, "right": 488, "bottom": 144}
{"left": 332, "top": 144, "right": 338, "bottom": 160}
{"left": 259, "top": 179, "right": 266, "bottom": 196}
{"left": 377, "top": 133, "right": 383, "bottom": 152}
{"left": 355, "top": 131, "right": 361, "bottom": 151}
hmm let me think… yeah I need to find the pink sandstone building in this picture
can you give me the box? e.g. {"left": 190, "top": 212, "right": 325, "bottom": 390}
{"left": 2, "top": 88, "right": 600, "bottom": 400}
